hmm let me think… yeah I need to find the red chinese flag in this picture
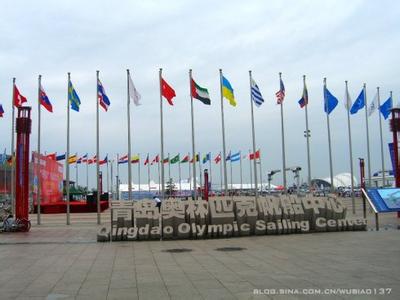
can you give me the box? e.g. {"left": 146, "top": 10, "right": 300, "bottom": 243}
{"left": 161, "top": 78, "right": 176, "bottom": 105}
{"left": 249, "top": 150, "right": 260, "bottom": 160}
{"left": 13, "top": 85, "right": 27, "bottom": 107}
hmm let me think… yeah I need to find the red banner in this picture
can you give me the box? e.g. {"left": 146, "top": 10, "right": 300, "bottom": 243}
{"left": 32, "top": 152, "right": 63, "bottom": 204}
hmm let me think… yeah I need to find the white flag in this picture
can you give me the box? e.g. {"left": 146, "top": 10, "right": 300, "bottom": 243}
{"left": 344, "top": 87, "right": 352, "bottom": 111}
{"left": 128, "top": 75, "right": 141, "bottom": 106}
{"left": 368, "top": 91, "right": 378, "bottom": 116}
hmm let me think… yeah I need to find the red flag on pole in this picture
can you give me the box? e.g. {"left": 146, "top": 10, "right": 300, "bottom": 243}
{"left": 13, "top": 85, "right": 27, "bottom": 107}
{"left": 161, "top": 78, "right": 176, "bottom": 105}
{"left": 249, "top": 150, "right": 260, "bottom": 160}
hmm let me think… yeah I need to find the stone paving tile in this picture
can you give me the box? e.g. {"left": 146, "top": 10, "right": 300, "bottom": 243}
{"left": 0, "top": 198, "right": 399, "bottom": 299}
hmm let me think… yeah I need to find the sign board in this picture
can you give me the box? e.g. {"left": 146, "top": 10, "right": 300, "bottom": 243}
{"left": 363, "top": 188, "right": 400, "bottom": 213}
{"left": 98, "top": 196, "right": 367, "bottom": 242}
{"left": 32, "top": 152, "right": 63, "bottom": 204}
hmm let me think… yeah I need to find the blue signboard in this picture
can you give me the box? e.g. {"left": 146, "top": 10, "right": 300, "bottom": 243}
{"left": 364, "top": 188, "right": 400, "bottom": 213}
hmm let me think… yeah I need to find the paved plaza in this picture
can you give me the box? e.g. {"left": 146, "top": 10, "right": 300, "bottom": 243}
{"left": 0, "top": 198, "right": 399, "bottom": 300}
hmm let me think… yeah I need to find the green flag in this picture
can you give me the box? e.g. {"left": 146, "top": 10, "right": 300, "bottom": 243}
{"left": 170, "top": 154, "right": 180, "bottom": 164}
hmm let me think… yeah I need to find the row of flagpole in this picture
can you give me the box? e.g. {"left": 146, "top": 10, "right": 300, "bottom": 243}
{"left": 3, "top": 71, "right": 394, "bottom": 225}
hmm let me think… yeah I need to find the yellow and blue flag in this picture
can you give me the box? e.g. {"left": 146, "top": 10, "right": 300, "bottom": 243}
{"left": 68, "top": 81, "right": 81, "bottom": 112}
{"left": 222, "top": 76, "right": 237, "bottom": 107}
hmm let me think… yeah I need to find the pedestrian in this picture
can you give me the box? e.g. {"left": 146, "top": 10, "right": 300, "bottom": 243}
{"left": 154, "top": 196, "right": 161, "bottom": 211}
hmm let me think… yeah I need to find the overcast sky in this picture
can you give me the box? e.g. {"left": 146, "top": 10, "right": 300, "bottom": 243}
{"left": 0, "top": 0, "right": 399, "bottom": 189}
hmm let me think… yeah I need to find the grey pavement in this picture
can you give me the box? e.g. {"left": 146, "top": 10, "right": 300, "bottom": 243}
{"left": 0, "top": 197, "right": 399, "bottom": 300}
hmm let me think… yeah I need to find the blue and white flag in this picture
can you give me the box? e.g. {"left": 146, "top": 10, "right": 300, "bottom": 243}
{"left": 350, "top": 89, "right": 365, "bottom": 115}
{"left": 380, "top": 96, "right": 392, "bottom": 120}
{"left": 251, "top": 79, "right": 264, "bottom": 107}
{"left": 368, "top": 91, "right": 378, "bottom": 116}
{"left": 230, "top": 151, "right": 241, "bottom": 162}
{"left": 324, "top": 86, "right": 338, "bottom": 115}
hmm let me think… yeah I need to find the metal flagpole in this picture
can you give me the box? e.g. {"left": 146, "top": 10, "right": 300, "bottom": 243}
{"left": 178, "top": 158, "right": 182, "bottom": 196}
{"left": 364, "top": 83, "right": 372, "bottom": 187}
{"left": 106, "top": 156, "right": 109, "bottom": 194}
{"left": 345, "top": 81, "right": 355, "bottom": 214}
{"left": 230, "top": 157, "right": 233, "bottom": 196}
{"left": 159, "top": 68, "right": 166, "bottom": 199}
{"left": 110, "top": 159, "right": 113, "bottom": 200}
{"left": 66, "top": 73, "right": 71, "bottom": 225}
{"left": 219, "top": 152, "right": 223, "bottom": 193}
{"left": 168, "top": 153, "right": 171, "bottom": 182}
{"left": 116, "top": 153, "right": 120, "bottom": 200}
{"left": 37, "top": 75, "right": 42, "bottom": 225}
{"left": 147, "top": 153, "right": 151, "bottom": 192}
{"left": 188, "top": 152, "right": 192, "bottom": 193}
{"left": 11, "top": 78, "right": 16, "bottom": 216}
{"left": 96, "top": 71, "right": 101, "bottom": 224}
{"left": 157, "top": 158, "right": 161, "bottom": 195}
{"left": 324, "top": 78, "right": 335, "bottom": 192}
{"left": 279, "top": 72, "right": 287, "bottom": 193}
{"left": 304, "top": 75, "right": 312, "bottom": 188}
{"left": 138, "top": 154, "right": 141, "bottom": 192}
{"left": 75, "top": 158, "right": 78, "bottom": 186}
{"left": 127, "top": 70, "right": 133, "bottom": 201}
{"left": 240, "top": 152, "right": 243, "bottom": 192}
{"left": 259, "top": 152, "right": 263, "bottom": 194}
{"left": 199, "top": 154, "right": 203, "bottom": 197}
{"left": 377, "top": 87, "right": 386, "bottom": 186}
{"left": 249, "top": 71, "right": 258, "bottom": 199}
{"left": 219, "top": 69, "right": 228, "bottom": 196}
{"left": 249, "top": 150, "right": 253, "bottom": 189}
{"left": 189, "top": 70, "right": 197, "bottom": 200}
{"left": 86, "top": 158, "right": 89, "bottom": 194}
{"left": 208, "top": 157, "right": 212, "bottom": 192}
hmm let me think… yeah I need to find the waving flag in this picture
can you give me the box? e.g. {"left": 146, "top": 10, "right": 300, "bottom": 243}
{"left": 13, "top": 85, "right": 27, "bottom": 107}
{"left": 226, "top": 151, "right": 231, "bottom": 161}
{"left": 161, "top": 78, "right": 176, "bottom": 105}
{"left": 99, "top": 155, "right": 108, "bottom": 165}
{"left": 222, "top": 76, "right": 236, "bottom": 106}
{"left": 368, "top": 92, "right": 378, "bottom": 116}
{"left": 68, "top": 154, "right": 78, "bottom": 164}
{"left": 191, "top": 78, "right": 211, "bottom": 105}
{"left": 56, "top": 154, "right": 66, "bottom": 161}
{"left": 68, "top": 81, "right": 81, "bottom": 112}
{"left": 0, "top": 104, "right": 4, "bottom": 117}
{"left": 151, "top": 155, "right": 159, "bottom": 165}
{"left": 77, "top": 154, "right": 88, "bottom": 164}
{"left": 181, "top": 155, "right": 190, "bottom": 163}
{"left": 214, "top": 153, "right": 221, "bottom": 164}
{"left": 249, "top": 150, "right": 260, "bottom": 160}
{"left": 144, "top": 154, "right": 149, "bottom": 165}
{"left": 350, "top": 89, "right": 365, "bottom": 115}
{"left": 251, "top": 79, "right": 264, "bottom": 107}
{"left": 131, "top": 155, "right": 140, "bottom": 163}
{"left": 230, "top": 151, "right": 241, "bottom": 162}
{"left": 170, "top": 154, "right": 180, "bottom": 164}
{"left": 190, "top": 154, "right": 199, "bottom": 163}
{"left": 98, "top": 79, "right": 110, "bottom": 111}
{"left": 324, "top": 86, "right": 338, "bottom": 115}
{"left": 163, "top": 157, "right": 169, "bottom": 164}
{"left": 118, "top": 154, "right": 128, "bottom": 164}
{"left": 203, "top": 152, "right": 211, "bottom": 164}
{"left": 298, "top": 81, "right": 308, "bottom": 108}
{"left": 380, "top": 96, "right": 392, "bottom": 120}
{"left": 276, "top": 78, "right": 285, "bottom": 104}
{"left": 39, "top": 84, "right": 53, "bottom": 112}
{"left": 81, "top": 154, "right": 88, "bottom": 163}
{"left": 129, "top": 74, "right": 141, "bottom": 106}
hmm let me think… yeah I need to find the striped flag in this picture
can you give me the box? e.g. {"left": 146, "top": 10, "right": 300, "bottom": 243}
{"left": 275, "top": 78, "right": 285, "bottom": 104}
{"left": 98, "top": 79, "right": 111, "bottom": 111}
{"left": 251, "top": 79, "right": 264, "bottom": 107}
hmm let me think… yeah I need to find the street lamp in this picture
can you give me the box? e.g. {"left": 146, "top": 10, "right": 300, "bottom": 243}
{"left": 267, "top": 169, "right": 281, "bottom": 193}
